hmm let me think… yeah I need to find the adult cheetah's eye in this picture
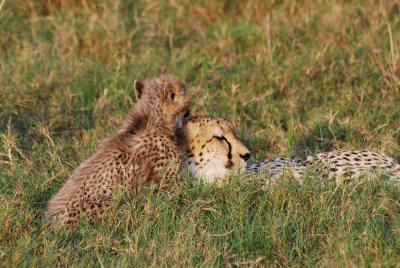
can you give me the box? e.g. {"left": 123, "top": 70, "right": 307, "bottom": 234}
{"left": 213, "top": 135, "right": 224, "bottom": 141}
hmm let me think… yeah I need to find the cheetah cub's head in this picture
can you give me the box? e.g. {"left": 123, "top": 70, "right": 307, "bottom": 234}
{"left": 179, "top": 116, "right": 251, "bottom": 184}
{"left": 134, "top": 75, "right": 190, "bottom": 130}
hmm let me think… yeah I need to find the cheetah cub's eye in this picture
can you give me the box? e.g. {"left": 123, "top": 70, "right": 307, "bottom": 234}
{"left": 170, "top": 93, "right": 175, "bottom": 101}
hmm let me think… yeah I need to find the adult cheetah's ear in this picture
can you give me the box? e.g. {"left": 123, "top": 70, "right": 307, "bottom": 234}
{"left": 163, "top": 81, "right": 181, "bottom": 103}
{"left": 134, "top": 80, "right": 144, "bottom": 100}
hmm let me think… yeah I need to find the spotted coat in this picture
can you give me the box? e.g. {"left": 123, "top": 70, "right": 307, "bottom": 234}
{"left": 246, "top": 150, "right": 400, "bottom": 183}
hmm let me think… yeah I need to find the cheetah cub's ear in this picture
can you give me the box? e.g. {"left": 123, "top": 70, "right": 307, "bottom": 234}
{"left": 134, "top": 80, "right": 145, "bottom": 100}
{"left": 163, "top": 81, "right": 182, "bottom": 103}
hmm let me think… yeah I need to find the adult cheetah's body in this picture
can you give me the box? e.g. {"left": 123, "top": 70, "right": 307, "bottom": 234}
{"left": 246, "top": 150, "right": 400, "bottom": 183}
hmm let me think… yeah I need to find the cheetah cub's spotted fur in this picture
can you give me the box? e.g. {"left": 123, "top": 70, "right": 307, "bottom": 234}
{"left": 246, "top": 150, "right": 400, "bottom": 183}
{"left": 178, "top": 116, "right": 250, "bottom": 184}
{"left": 47, "top": 75, "right": 190, "bottom": 224}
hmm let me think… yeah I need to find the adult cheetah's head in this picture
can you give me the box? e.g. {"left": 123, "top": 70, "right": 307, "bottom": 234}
{"left": 179, "top": 116, "right": 251, "bottom": 185}
{"left": 134, "top": 75, "right": 190, "bottom": 130}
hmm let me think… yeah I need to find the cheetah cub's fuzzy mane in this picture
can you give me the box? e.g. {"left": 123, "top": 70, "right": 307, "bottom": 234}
{"left": 178, "top": 116, "right": 251, "bottom": 185}
{"left": 246, "top": 150, "right": 400, "bottom": 183}
{"left": 46, "top": 75, "right": 190, "bottom": 225}
{"left": 116, "top": 75, "right": 190, "bottom": 141}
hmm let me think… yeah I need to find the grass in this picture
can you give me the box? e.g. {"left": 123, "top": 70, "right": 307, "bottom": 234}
{"left": 1, "top": 0, "right": 400, "bottom": 266}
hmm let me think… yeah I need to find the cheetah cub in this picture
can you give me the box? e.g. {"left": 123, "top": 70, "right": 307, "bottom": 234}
{"left": 47, "top": 75, "right": 190, "bottom": 224}
{"left": 178, "top": 116, "right": 251, "bottom": 184}
{"left": 246, "top": 150, "right": 400, "bottom": 183}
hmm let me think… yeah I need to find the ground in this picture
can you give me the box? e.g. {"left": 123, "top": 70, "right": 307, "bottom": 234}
{"left": 1, "top": 0, "right": 400, "bottom": 266}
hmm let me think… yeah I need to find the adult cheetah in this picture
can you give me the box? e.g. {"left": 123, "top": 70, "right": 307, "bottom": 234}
{"left": 46, "top": 75, "right": 190, "bottom": 224}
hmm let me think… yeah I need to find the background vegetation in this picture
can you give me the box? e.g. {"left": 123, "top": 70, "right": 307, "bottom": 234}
{"left": 1, "top": 0, "right": 400, "bottom": 266}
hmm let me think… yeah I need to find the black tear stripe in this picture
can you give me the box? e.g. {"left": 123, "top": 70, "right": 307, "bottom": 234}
{"left": 213, "top": 135, "right": 232, "bottom": 163}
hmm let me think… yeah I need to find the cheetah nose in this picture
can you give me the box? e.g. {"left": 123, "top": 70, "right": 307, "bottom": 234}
{"left": 240, "top": 153, "right": 251, "bottom": 161}
{"left": 183, "top": 109, "right": 190, "bottom": 118}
